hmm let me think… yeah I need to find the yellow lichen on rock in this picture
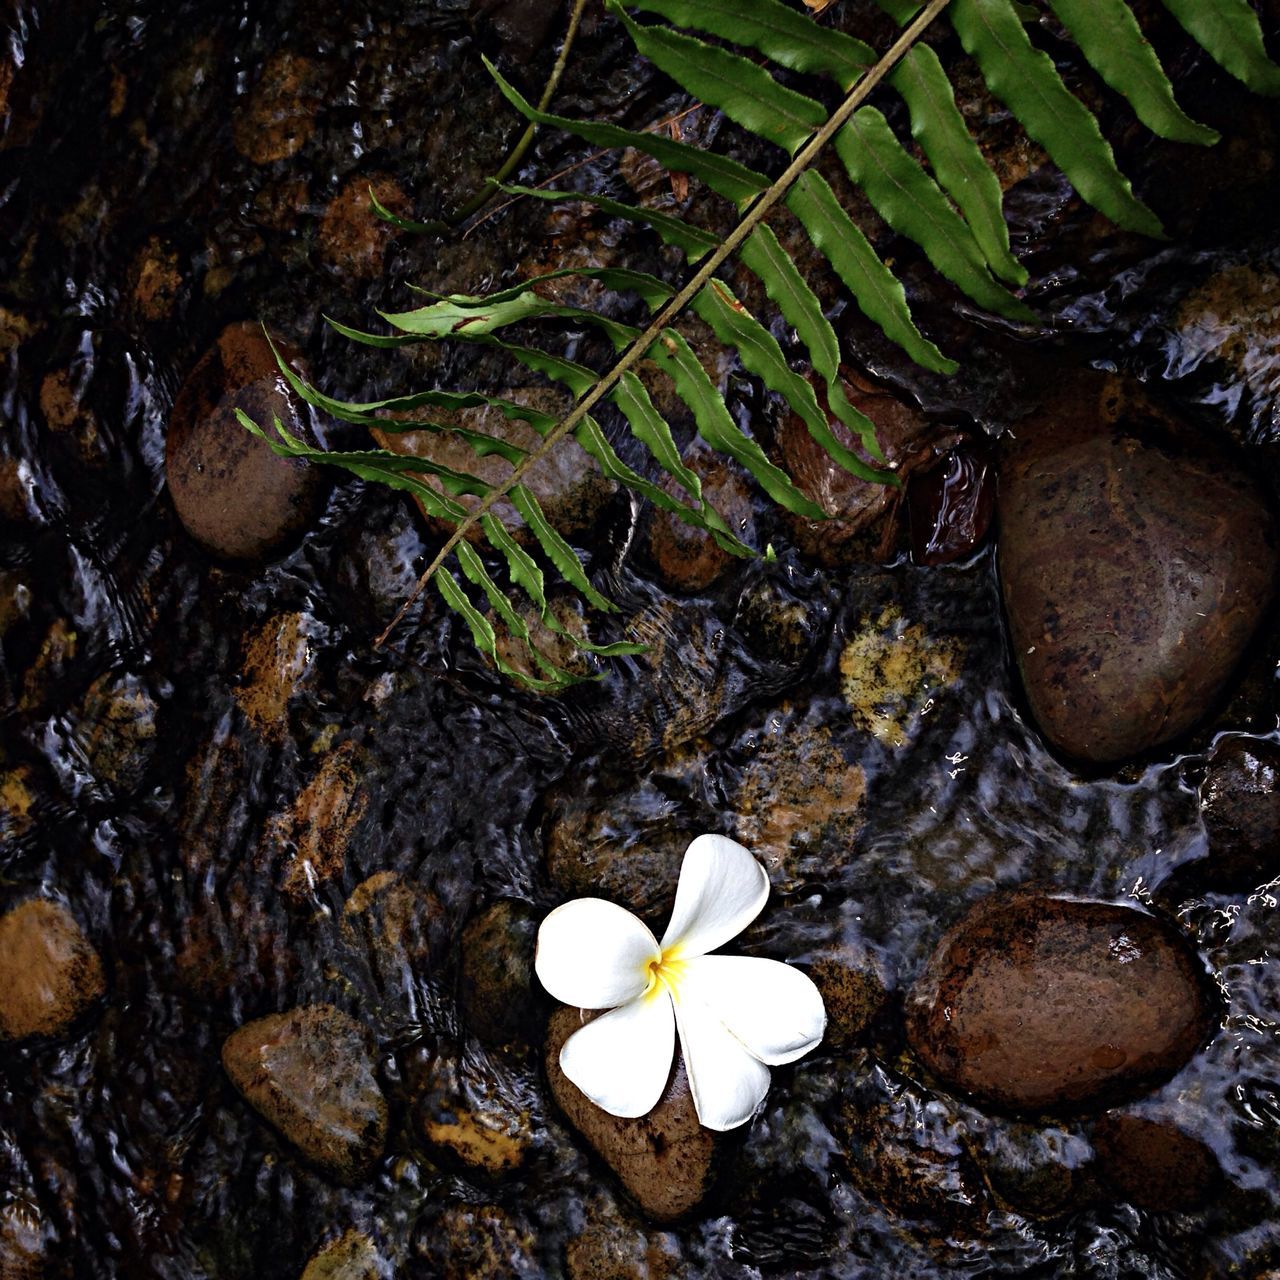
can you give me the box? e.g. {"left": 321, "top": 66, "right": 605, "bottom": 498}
{"left": 839, "top": 605, "right": 963, "bottom": 747}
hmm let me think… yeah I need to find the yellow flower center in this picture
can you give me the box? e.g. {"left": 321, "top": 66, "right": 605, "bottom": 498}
{"left": 643, "top": 949, "right": 689, "bottom": 1000}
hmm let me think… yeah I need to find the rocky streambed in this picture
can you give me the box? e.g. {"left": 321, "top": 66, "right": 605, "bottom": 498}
{"left": 3, "top": 1, "right": 1280, "bottom": 1278}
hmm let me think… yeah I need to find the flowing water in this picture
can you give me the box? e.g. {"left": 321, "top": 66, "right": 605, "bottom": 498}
{"left": 3, "top": 1, "right": 1280, "bottom": 1276}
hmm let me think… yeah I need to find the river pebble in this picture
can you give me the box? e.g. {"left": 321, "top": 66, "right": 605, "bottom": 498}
{"left": 1197, "top": 735, "right": 1280, "bottom": 889}
{"left": 998, "top": 375, "right": 1278, "bottom": 764}
{"left": 0, "top": 899, "right": 106, "bottom": 1042}
{"left": 221, "top": 1004, "right": 388, "bottom": 1183}
{"left": 165, "top": 323, "right": 329, "bottom": 562}
{"left": 546, "top": 1006, "right": 719, "bottom": 1222}
{"left": 1092, "top": 1113, "right": 1222, "bottom": 1213}
{"left": 906, "top": 892, "right": 1215, "bottom": 1113}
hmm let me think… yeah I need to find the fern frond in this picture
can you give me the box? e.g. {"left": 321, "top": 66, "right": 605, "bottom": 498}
{"left": 239, "top": 0, "right": 1280, "bottom": 687}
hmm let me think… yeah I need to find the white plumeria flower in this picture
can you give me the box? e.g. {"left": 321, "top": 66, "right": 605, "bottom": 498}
{"left": 535, "top": 834, "right": 826, "bottom": 1132}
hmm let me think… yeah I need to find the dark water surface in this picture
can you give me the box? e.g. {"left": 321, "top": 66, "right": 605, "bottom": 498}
{"left": 4, "top": 1, "right": 1280, "bottom": 1276}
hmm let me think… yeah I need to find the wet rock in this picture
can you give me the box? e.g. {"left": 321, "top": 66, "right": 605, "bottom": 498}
{"left": 265, "top": 742, "right": 370, "bottom": 901}
{"left": 906, "top": 892, "right": 1216, "bottom": 1113}
{"left": 458, "top": 900, "right": 541, "bottom": 1047}
{"left": 166, "top": 323, "right": 329, "bottom": 562}
{"left": 408, "top": 1051, "right": 532, "bottom": 1176}
{"left": 129, "top": 235, "right": 182, "bottom": 322}
{"left": 489, "top": 596, "right": 600, "bottom": 688}
{"left": 546, "top": 1006, "right": 718, "bottom": 1222}
{"left": 1197, "top": 736, "right": 1280, "bottom": 889}
{"left": 806, "top": 948, "right": 887, "bottom": 1050}
{"left": 839, "top": 604, "right": 964, "bottom": 748}
{"left": 642, "top": 446, "right": 755, "bottom": 594}
{"left": 318, "top": 175, "right": 408, "bottom": 278}
{"left": 907, "top": 440, "right": 995, "bottom": 566}
{"left": 0, "top": 458, "right": 31, "bottom": 524}
{"left": 38, "top": 367, "right": 102, "bottom": 461}
{"left": 1092, "top": 1113, "right": 1222, "bottom": 1213}
{"left": 18, "top": 620, "right": 77, "bottom": 715}
{"left": 0, "top": 766, "right": 36, "bottom": 842}
{"left": 299, "top": 1228, "right": 390, "bottom": 1280}
{"left": 998, "top": 376, "right": 1278, "bottom": 764}
{"left": 369, "top": 387, "right": 614, "bottom": 545}
{"left": 974, "top": 1121, "right": 1095, "bottom": 1219}
{"left": 734, "top": 573, "right": 825, "bottom": 669}
{"left": 471, "top": 0, "right": 561, "bottom": 62}
{"left": 543, "top": 748, "right": 709, "bottom": 921}
{"left": 221, "top": 1005, "right": 388, "bottom": 1183}
{"left": 74, "top": 671, "right": 158, "bottom": 793}
{"left": 0, "top": 1201, "right": 47, "bottom": 1280}
{"left": 412, "top": 1203, "right": 539, "bottom": 1280}
{"left": 233, "top": 51, "right": 325, "bottom": 164}
{"left": 342, "top": 872, "right": 444, "bottom": 1001}
{"left": 836, "top": 1060, "right": 987, "bottom": 1224}
{"left": 0, "top": 899, "right": 106, "bottom": 1042}
{"left": 729, "top": 707, "right": 866, "bottom": 890}
{"left": 777, "top": 374, "right": 942, "bottom": 567}
{"left": 564, "top": 1219, "right": 683, "bottom": 1280}
{"left": 234, "top": 611, "right": 321, "bottom": 742}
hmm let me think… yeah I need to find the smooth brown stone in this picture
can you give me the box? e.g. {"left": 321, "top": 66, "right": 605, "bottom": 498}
{"left": 221, "top": 1005, "right": 388, "bottom": 1183}
{"left": 906, "top": 892, "right": 1215, "bottom": 1113}
{"left": 1198, "top": 735, "right": 1280, "bottom": 889}
{"left": 166, "top": 323, "right": 328, "bottom": 561}
{"left": 1092, "top": 1113, "right": 1222, "bottom": 1212}
{"left": 998, "top": 375, "right": 1277, "bottom": 764}
{"left": 546, "top": 1006, "right": 717, "bottom": 1222}
{"left": 0, "top": 899, "right": 105, "bottom": 1042}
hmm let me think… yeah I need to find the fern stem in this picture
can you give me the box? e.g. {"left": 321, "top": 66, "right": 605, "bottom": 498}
{"left": 373, "top": 0, "right": 953, "bottom": 650}
{"left": 451, "top": 0, "right": 591, "bottom": 226}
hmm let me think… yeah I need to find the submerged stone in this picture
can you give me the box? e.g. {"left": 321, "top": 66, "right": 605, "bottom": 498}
{"left": 165, "top": 323, "right": 329, "bottom": 562}
{"left": 642, "top": 446, "right": 754, "bottom": 594}
{"left": 458, "top": 900, "right": 541, "bottom": 1048}
{"left": 906, "top": 892, "right": 1215, "bottom": 1113}
{"left": 1198, "top": 735, "right": 1280, "bottom": 889}
{"left": 0, "top": 899, "right": 106, "bottom": 1042}
{"left": 221, "top": 1005, "right": 388, "bottom": 1183}
{"left": 998, "top": 375, "right": 1277, "bottom": 764}
{"left": 299, "top": 1229, "right": 389, "bottom": 1280}
{"left": 1092, "top": 1113, "right": 1222, "bottom": 1213}
{"left": 546, "top": 1006, "right": 718, "bottom": 1222}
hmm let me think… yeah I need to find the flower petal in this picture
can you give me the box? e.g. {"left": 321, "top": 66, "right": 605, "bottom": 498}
{"left": 672, "top": 992, "right": 771, "bottom": 1131}
{"left": 559, "top": 993, "right": 676, "bottom": 1118}
{"left": 679, "top": 955, "right": 826, "bottom": 1065}
{"left": 535, "top": 898, "right": 660, "bottom": 1008}
{"left": 660, "top": 834, "right": 769, "bottom": 960}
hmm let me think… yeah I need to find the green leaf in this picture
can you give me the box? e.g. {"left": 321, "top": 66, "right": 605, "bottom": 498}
{"left": 435, "top": 567, "right": 571, "bottom": 691}
{"left": 494, "top": 183, "right": 719, "bottom": 262}
{"left": 949, "top": 0, "right": 1164, "bottom": 237}
{"left": 479, "top": 515, "right": 645, "bottom": 657}
{"left": 787, "top": 170, "right": 958, "bottom": 374}
{"left": 891, "top": 44, "right": 1027, "bottom": 286}
{"left": 367, "top": 186, "right": 449, "bottom": 235}
{"left": 626, "top": 0, "right": 873, "bottom": 90}
{"left": 646, "top": 328, "right": 827, "bottom": 518}
{"left": 487, "top": 58, "right": 769, "bottom": 208}
{"left": 1160, "top": 0, "right": 1280, "bottom": 96}
{"left": 738, "top": 224, "right": 885, "bottom": 461}
{"left": 508, "top": 484, "right": 616, "bottom": 613}
{"left": 693, "top": 278, "right": 892, "bottom": 485}
{"left": 573, "top": 413, "right": 755, "bottom": 556}
{"left": 1047, "top": 0, "right": 1219, "bottom": 143}
{"left": 453, "top": 542, "right": 581, "bottom": 689}
{"left": 835, "top": 106, "right": 1036, "bottom": 320}
{"left": 613, "top": 5, "right": 825, "bottom": 156}
{"left": 875, "top": 0, "right": 923, "bottom": 21}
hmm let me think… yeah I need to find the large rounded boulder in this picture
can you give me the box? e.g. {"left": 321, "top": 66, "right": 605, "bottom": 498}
{"left": 998, "top": 374, "right": 1277, "bottom": 764}
{"left": 906, "top": 891, "right": 1216, "bottom": 1113}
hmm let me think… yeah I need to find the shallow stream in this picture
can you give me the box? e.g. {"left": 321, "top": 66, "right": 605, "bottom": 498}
{"left": 3, "top": 1, "right": 1280, "bottom": 1277}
